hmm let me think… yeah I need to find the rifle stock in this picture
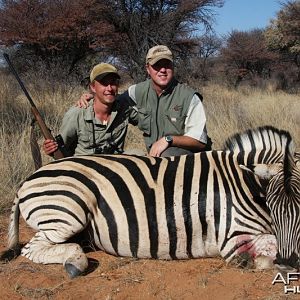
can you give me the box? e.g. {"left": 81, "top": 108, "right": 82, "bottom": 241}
{"left": 3, "top": 53, "right": 64, "bottom": 160}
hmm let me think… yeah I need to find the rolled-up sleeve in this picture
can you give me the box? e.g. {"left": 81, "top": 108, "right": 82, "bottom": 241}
{"left": 59, "top": 107, "right": 80, "bottom": 155}
{"left": 184, "top": 94, "right": 208, "bottom": 144}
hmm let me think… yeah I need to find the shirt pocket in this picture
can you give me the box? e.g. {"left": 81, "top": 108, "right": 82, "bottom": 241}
{"left": 165, "top": 113, "right": 186, "bottom": 135}
{"left": 137, "top": 108, "right": 151, "bottom": 136}
{"left": 111, "top": 119, "right": 128, "bottom": 139}
{"left": 78, "top": 128, "right": 92, "bottom": 142}
{"left": 77, "top": 130, "right": 93, "bottom": 149}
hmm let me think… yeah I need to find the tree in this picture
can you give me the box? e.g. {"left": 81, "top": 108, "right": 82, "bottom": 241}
{"left": 193, "top": 33, "right": 222, "bottom": 80}
{"left": 0, "top": 0, "right": 118, "bottom": 76}
{"left": 264, "top": 0, "right": 300, "bottom": 81}
{"left": 100, "top": 0, "right": 224, "bottom": 80}
{"left": 220, "top": 29, "right": 278, "bottom": 87}
{"left": 0, "top": 0, "right": 224, "bottom": 81}
{"left": 174, "top": 33, "right": 222, "bottom": 84}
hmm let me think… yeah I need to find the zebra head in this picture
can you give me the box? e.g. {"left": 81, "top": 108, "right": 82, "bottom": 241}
{"left": 254, "top": 138, "right": 300, "bottom": 271}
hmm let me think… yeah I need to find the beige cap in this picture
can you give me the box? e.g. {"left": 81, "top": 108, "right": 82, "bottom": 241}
{"left": 90, "top": 63, "right": 120, "bottom": 82}
{"left": 146, "top": 45, "right": 173, "bottom": 65}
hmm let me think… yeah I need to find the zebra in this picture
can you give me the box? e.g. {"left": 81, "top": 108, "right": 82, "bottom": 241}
{"left": 1, "top": 126, "right": 299, "bottom": 278}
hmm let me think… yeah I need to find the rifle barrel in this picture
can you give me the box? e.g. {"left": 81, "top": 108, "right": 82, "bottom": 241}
{"left": 3, "top": 53, "right": 36, "bottom": 108}
{"left": 3, "top": 53, "right": 64, "bottom": 160}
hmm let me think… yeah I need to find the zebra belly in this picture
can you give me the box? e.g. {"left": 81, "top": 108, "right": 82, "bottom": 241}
{"left": 91, "top": 216, "right": 218, "bottom": 259}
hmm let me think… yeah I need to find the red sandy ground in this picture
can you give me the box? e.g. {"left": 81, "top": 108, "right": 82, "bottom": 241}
{"left": 0, "top": 218, "right": 298, "bottom": 300}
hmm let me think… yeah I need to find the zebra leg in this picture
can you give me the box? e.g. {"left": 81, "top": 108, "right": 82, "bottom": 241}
{"left": 21, "top": 231, "right": 88, "bottom": 278}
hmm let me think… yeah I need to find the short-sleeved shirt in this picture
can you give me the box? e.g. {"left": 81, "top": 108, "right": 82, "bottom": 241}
{"left": 60, "top": 98, "right": 138, "bottom": 156}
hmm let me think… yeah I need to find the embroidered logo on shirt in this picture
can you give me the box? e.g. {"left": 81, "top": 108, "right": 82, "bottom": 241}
{"left": 173, "top": 105, "right": 182, "bottom": 112}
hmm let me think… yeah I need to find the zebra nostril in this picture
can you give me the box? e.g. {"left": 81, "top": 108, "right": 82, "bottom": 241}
{"left": 274, "top": 253, "right": 284, "bottom": 266}
{"left": 274, "top": 252, "right": 300, "bottom": 271}
{"left": 275, "top": 263, "right": 298, "bottom": 273}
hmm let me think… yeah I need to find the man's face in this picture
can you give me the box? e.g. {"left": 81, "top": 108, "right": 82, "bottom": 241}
{"left": 90, "top": 74, "right": 119, "bottom": 105}
{"left": 146, "top": 59, "right": 174, "bottom": 89}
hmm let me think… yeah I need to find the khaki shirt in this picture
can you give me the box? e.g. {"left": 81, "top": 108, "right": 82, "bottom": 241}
{"left": 60, "top": 98, "right": 138, "bottom": 156}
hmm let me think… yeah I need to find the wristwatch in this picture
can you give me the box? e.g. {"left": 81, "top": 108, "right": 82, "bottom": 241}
{"left": 165, "top": 135, "right": 173, "bottom": 145}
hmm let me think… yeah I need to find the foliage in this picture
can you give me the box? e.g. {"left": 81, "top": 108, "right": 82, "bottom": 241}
{"left": 265, "top": 0, "right": 300, "bottom": 55}
{"left": 220, "top": 29, "right": 278, "bottom": 87}
{"left": 0, "top": 0, "right": 119, "bottom": 75}
{"left": 1, "top": 0, "right": 300, "bottom": 90}
{"left": 176, "top": 33, "right": 223, "bottom": 85}
{"left": 0, "top": 0, "right": 224, "bottom": 81}
{"left": 264, "top": 0, "right": 300, "bottom": 80}
{"left": 102, "top": 0, "right": 224, "bottom": 80}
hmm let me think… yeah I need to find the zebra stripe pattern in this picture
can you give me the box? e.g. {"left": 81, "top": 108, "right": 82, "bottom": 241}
{"left": 2, "top": 126, "right": 300, "bottom": 277}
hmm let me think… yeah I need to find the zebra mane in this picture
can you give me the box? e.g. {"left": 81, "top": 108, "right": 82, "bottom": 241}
{"left": 223, "top": 126, "right": 294, "bottom": 164}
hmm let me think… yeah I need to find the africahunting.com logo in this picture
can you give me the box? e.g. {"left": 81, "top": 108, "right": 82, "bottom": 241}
{"left": 272, "top": 273, "right": 300, "bottom": 294}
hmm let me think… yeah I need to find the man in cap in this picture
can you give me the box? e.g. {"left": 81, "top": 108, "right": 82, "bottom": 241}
{"left": 43, "top": 63, "right": 138, "bottom": 156}
{"left": 127, "top": 45, "right": 210, "bottom": 156}
{"left": 78, "top": 45, "right": 211, "bottom": 157}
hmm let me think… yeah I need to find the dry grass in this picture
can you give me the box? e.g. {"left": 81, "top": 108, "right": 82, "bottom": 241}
{"left": 0, "top": 71, "right": 84, "bottom": 213}
{"left": 0, "top": 71, "right": 299, "bottom": 214}
{"left": 202, "top": 84, "right": 300, "bottom": 149}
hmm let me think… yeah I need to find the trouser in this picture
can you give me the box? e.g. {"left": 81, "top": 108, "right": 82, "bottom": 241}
{"left": 123, "top": 149, "right": 147, "bottom": 156}
{"left": 161, "top": 147, "right": 193, "bottom": 157}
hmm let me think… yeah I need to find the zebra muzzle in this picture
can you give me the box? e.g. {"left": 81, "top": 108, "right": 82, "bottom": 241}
{"left": 274, "top": 252, "right": 300, "bottom": 272}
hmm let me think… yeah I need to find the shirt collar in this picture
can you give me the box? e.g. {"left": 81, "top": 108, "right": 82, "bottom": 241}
{"left": 162, "top": 78, "right": 177, "bottom": 94}
{"left": 84, "top": 98, "right": 120, "bottom": 125}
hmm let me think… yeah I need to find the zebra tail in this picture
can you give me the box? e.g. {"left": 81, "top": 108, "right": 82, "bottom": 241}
{"left": 0, "top": 195, "right": 21, "bottom": 261}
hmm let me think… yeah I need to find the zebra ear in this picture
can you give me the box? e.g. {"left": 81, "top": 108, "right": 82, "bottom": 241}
{"left": 239, "top": 164, "right": 281, "bottom": 180}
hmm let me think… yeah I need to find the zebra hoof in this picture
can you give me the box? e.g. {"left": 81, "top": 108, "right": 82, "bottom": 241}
{"left": 64, "top": 252, "right": 89, "bottom": 278}
{"left": 0, "top": 245, "right": 21, "bottom": 262}
{"left": 65, "top": 263, "right": 84, "bottom": 278}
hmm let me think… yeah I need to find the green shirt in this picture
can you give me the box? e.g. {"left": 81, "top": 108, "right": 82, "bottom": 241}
{"left": 129, "top": 79, "right": 206, "bottom": 150}
{"left": 60, "top": 98, "right": 138, "bottom": 156}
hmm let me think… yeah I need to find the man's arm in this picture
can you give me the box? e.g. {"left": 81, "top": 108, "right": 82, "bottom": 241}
{"left": 43, "top": 107, "right": 79, "bottom": 157}
{"left": 149, "top": 135, "right": 205, "bottom": 157}
{"left": 117, "top": 89, "right": 139, "bottom": 125}
{"left": 149, "top": 94, "right": 208, "bottom": 157}
{"left": 183, "top": 94, "right": 208, "bottom": 144}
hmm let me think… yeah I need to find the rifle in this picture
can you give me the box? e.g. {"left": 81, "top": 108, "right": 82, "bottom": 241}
{"left": 3, "top": 53, "right": 65, "bottom": 160}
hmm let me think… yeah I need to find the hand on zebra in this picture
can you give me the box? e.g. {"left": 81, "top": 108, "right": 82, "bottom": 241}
{"left": 149, "top": 137, "right": 169, "bottom": 157}
{"left": 75, "top": 93, "right": 93, "bottom": 108}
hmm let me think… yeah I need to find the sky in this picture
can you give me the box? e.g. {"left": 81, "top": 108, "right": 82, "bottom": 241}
{"left": 213, "top": 0, "right": 283, "bottom": 36}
